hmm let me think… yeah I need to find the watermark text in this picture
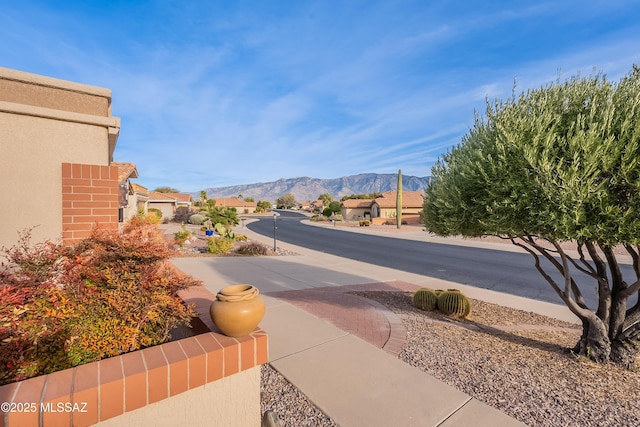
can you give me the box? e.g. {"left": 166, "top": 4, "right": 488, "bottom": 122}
{"left": 1, "top": 401, "right": 88, "bottom": 413}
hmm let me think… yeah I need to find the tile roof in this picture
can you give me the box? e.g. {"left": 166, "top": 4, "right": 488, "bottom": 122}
{"left": 173, "top": 193, "right": 192, "bottom": 203}
{"left": 131, "top": 182, "right": 148, "bottom": 196}
{"left": 341, "top": 199, "right": 374, "bottom": 208}
{"left": 111, "top": 162, "right": 138, "bottom": 183}
{"left": 148, "top": 192, "right": 192, "bottom": 203}
{"left": 148, "top": 192, "right": 178, "bottom": 202}
{"left": 213, "top": 198, "right": 257, "bottom": 208}
{"left": 373, "top": 191, "right": 424, "bottom": 208}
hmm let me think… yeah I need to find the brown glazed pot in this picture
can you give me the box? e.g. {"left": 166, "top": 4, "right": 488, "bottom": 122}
{"left": 209, "top": 284, "right": 266, "bottom": 337}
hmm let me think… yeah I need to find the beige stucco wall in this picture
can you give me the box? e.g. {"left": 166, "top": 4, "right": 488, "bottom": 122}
{"left": 0, "top": 67, "right": 120, "bottom": 248}
{"left": 94, "top": 366, "right": 261, "bottom": 427}
{"left": 122, "top": 191, "right": 143, "bottom": 222}
{"left": 374, "top": 206, "right": 422, "bottom": 219}
{"left": 341, "top": 207, "right": 370, "bottom": 221}
{"left": 148, "top": 202, "right": 175, "bottom": 221}
{"left": 0, "top": 66, "right": 111, "bottom": 116}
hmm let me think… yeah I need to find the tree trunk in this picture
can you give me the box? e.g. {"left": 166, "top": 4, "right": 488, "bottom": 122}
{"left": 573, "top": 317, "right": 611, "bottom": 363}
{"left": 611, "top": 339, "right": 640, "bottom": 370}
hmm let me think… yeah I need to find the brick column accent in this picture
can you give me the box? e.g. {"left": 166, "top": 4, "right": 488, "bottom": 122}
{"left": 61, "top": 163, "right": 119, "bottom": 243}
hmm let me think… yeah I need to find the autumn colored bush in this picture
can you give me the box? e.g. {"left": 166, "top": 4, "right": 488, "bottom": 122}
{"left": 0, "top": 219, "right": 201, "bottom": 385}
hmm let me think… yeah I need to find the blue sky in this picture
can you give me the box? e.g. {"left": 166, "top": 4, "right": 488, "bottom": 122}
{"left": 2, "top": 1, "right": 640, "bottom": 192}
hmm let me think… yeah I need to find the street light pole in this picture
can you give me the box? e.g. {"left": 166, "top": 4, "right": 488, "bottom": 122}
{"left": 273, "top": 212, "right": 277, "bottom": 252}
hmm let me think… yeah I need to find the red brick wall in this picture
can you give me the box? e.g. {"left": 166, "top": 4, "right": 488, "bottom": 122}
{"left": 61, "top": 163, "right": 119, "bottom": 243}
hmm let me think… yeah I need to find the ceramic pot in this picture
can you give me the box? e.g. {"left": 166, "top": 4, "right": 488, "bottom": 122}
{"left": 209, "top": 284, "right": 265, "bottom": 337}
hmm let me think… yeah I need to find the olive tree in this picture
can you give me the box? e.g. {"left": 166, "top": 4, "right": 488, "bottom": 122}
{"left": 276, "top": 193, "right": 296, "bottom": 209}
{"left": 318, "top": 193, "right": 334, "bottom": 206}
{"left": 423, "top": 67, "right": 640, "bottom": 368}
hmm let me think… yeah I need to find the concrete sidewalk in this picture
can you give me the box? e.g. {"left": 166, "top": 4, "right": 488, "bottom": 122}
{"left": 169, "top": 221, "right": 576, "bottom": 426}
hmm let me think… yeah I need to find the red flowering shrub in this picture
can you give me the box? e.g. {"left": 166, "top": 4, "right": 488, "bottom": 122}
{"left": 0, "top": 220, "right": 201, "bottom": 385}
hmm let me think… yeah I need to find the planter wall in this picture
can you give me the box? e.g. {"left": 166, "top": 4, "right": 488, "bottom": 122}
{"left": 0, "top": 286, "right": 268, "bottom": 427}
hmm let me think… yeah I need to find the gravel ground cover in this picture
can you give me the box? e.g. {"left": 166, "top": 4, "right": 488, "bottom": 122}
{"left": 259, "top": 292, "right": 640, "bottom": 426}
{"left": 354, "top": 291, "right": 640, "bottom": 427}
{"left": 261, "top": 364, "right": 338, "bottom": 427}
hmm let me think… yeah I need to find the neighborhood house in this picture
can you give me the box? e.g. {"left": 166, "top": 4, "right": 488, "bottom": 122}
{"left": 147, "top": 192, "right": 194, "bottom": 220}
{"left": 0, "top": 66, "right": 121, "bottom": 247}
{"left": 340, "top": 191, "right": 424, "bottom": 224}
{"left": 211, "top": 197, "right": 258, "bottom": 214}
{"left": 0, "top": 66, "right": 266, "bottom": 427}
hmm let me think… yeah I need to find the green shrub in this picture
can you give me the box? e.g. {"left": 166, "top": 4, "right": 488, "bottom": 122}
{"left": 173, "top": 226, "right": 191, "bottom": 247}
{"left": 148, "top": 208, "right": 162, "bottom": 220}
{"left": 205, "top": 206, "right": 239, "bottom": 226}
{"left": 173, "top": 206, "right": 196, "bottom": 223}
{"left": 235, "top": 241, "right": 269, "bottom": 255}
{"left": 214, "top": 223, "right": 235, "bottom": 239}
{"left": 235, "top": 234, "right": 248, "bottom": 242}
{"left": 437, "top": 290, "right": 471, "bottom": 318}
{"left": 359, "top": 220, "right": 370, "bottom": 227}
{"left": 206, "top": 237, "right": 234, "bottom": 254}
{"left": 189, "top": 214, "right": 206, "bottom": 225}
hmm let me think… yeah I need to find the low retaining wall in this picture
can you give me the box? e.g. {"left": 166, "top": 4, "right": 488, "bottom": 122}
{"left": 0, "top": 287, "right": 268, "bottom": 427}
{"left": 371, "top": 214, "right": 422, "bottom": 226}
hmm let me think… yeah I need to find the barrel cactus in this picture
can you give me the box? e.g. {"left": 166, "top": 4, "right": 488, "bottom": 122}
{"left": 189, "top": 213, "right": 206, "bottom": 225}
{"left": 437, "top": 290, "right": 471, "bottom": 318}
{"left": 412, "top": 288, "right": 438, "bottom": 311}
{"left": 396, "top": 169, "right": 402, "bottom": 229}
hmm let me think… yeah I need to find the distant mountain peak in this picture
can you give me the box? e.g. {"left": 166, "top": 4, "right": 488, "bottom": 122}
{"left": 196, "top": 173, "right": 429, "bottom": 202}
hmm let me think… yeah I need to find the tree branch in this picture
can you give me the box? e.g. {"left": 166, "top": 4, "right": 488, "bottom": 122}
{"left": 624, "top": 244, "right": 640, "bottom": 281}
{"left": 623, "top": 301, "right": 640, "bottom": 333}
{"left": 575, "top": 243, "right": 598, "bottom": 277}
{"left": 551, "top": 240, "right": 573, "bottom": 297}
{"left": 521, "top": 236, "right": 588, "bottom": 308}
{"left": 585, "top": 241, "right": 608, "bottom": 282}
{"left": 511, "top": 236, "right": 589, "bottom": 318}
{"left": 619, "top": 320, "right": 640, "bottom": 341}
{"left": 620, "top": 278, "right": 640, "bottom": 298}
{"left": 601, "top": 245, "right": 624, "bottom": 292}
{"left": 585, "top": 241, "right": 612, "bottom": 322}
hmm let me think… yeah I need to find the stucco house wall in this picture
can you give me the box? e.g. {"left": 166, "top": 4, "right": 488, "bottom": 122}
{"left": 0, "top": 66, "right": 120, "bottom": 248}
{"left": 131, "top": 183, "right": 149, "bottom": 217}
{"left": 340, "top": 199, "right": 373, "bottom": 221}
{"left": 148, "top": 201, "right": 175, "bottom": 221}
{"left": 213, "top": 198, "right": 257, "bottom": 214}
{"left": 370, "top": 191, "right": 424, "bottom": 218}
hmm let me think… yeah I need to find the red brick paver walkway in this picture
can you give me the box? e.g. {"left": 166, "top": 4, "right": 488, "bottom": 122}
{"left": 266, "top": 281, "right": 421, "bottom": 357}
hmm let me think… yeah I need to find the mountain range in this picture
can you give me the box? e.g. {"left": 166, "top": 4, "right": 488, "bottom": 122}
{"left": 197, "top": 173, "right": 430, "bottom": 202}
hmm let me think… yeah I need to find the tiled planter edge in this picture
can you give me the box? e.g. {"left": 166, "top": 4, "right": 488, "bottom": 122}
{"left": 0, "top": 286, "right": 268, "bottom": 427}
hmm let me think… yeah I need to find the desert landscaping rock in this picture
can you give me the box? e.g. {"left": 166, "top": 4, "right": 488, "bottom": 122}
{"left": 257, "top": 288, "right": 639, "bottom": 426}
{"left": 164, "top": 223, "right": 639, "bottom": 426}
{"left": 356, "top": 291, "right": 640, "bottom": 427}
{"left": 261, "top": 364, "right": 338, "bottom": 427}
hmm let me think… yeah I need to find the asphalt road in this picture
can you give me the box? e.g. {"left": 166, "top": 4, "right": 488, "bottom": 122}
{"left": 246, "top": 211, "right": 638, "bottom": 308}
